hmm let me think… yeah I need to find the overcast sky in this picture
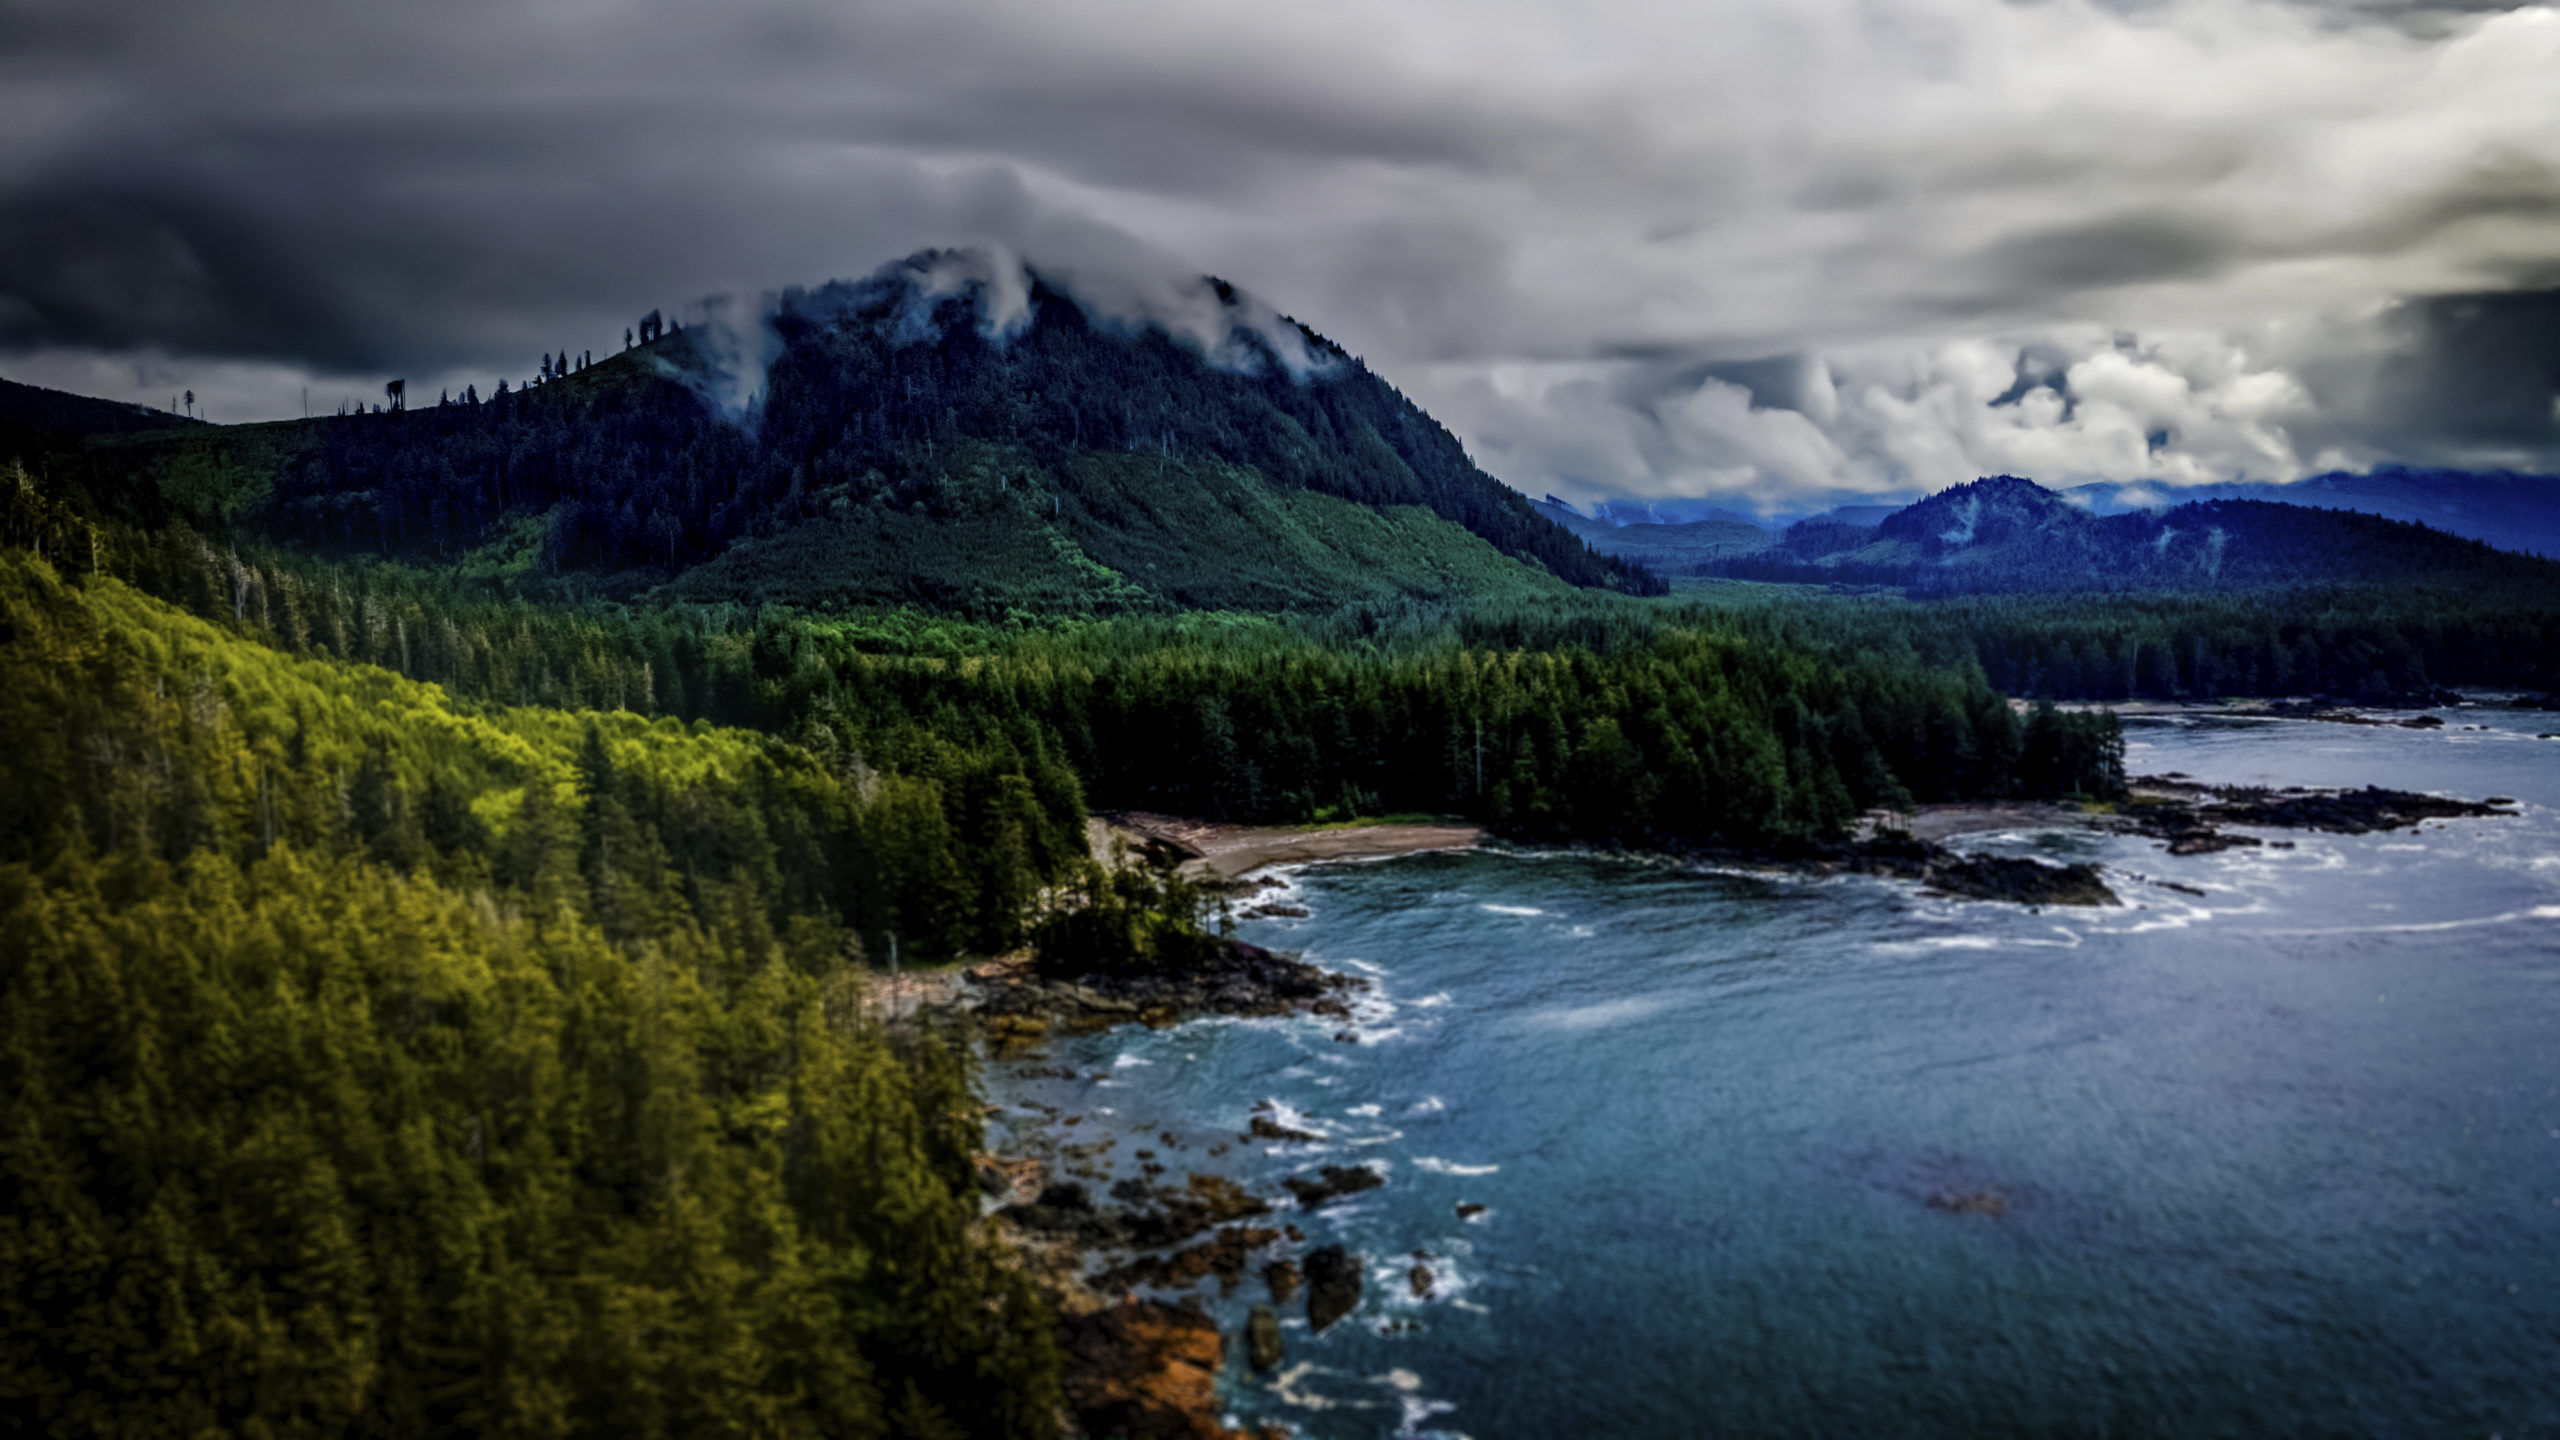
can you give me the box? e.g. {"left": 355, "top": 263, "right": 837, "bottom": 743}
{"left": 4, "top": 0, "right": 2557, "bottom": 510}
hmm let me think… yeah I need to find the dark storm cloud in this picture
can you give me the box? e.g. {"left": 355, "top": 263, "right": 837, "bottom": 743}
{"left": 1972, "top": 213, "right": 2240, "bottom": 295}
{"left": 2378, "top": 290, "right": 2560, "bottom": 444}
{"left": 2290, "top": 288, "right": 2560, "bottom": 463}
{"left": 4, "top": 0, "right": 2558, "bottom": 494}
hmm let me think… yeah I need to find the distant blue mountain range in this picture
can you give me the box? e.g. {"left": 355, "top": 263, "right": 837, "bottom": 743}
{"left": 1550, "top": 467, "right": 2560, "bottom": 565}
{"left": 2062, "top": 468, "right": 2560, "bottom": 561}
{"left": 1547, "top": 472, "right": 2560, "bottom": 593}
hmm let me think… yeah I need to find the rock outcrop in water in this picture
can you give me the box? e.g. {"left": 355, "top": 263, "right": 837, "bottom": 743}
{"left": 1841, "top": 831, "right": 2120, "bottom": 907}
{"left": 974, "top": 938, "right": 1362, "bottom": 1033}
{"left": 1281, "top": 1164, "right": 1386, "bottom": 1209}
{"left": 1303, "top": 1245, "right": 1364, "bottom": 1332}
{"left": 2119, "top": 779, "right": 2518, "bottom": 854}
{"left": 1245, "top": 1305, "right": 1284, "bottom": 1371}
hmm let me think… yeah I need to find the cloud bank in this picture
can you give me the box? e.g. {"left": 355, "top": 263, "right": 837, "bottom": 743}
{"left": 1, "top": 0, "right": 2555, "bottom": 503}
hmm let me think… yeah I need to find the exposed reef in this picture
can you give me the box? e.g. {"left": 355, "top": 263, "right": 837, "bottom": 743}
{"left": 2117, "top": 778, "right": 2517, "bottom": 855}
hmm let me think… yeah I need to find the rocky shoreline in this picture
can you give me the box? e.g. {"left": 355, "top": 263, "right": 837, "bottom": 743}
{"left": 975, "top": 938, "right": 1361, "bottom": 1041}
{"left": 947, "top": 937, "right": 1398, "bottom": 1439}
{"left": 966, "top": 768, "right": 2523, "bottom": 1435}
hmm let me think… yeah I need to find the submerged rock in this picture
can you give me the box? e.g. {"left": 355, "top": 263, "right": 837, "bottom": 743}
{"left": 1281, "top": 1164, "right": 1384, "bottom": 1209}
{"left": 1304, "top": 1245, "right": 1363, "bottom": 1332}
{"left": 1245, "top": 1305, "right": 1284, "bottom": 1371}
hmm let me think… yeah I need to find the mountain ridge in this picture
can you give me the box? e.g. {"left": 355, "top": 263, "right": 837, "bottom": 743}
{"left": 1701, "top": 474, "right": 2560, "bottom": 594}
{"left": 2, "top": 251, "right": 1661, "bottom": 612}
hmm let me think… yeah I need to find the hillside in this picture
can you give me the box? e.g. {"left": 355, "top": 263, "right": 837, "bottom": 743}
{"left": 1700, "top": 475, "right": 2560, "bottom": 594}
{"left": 1529, "top": 496, "right": 1773, "bottom": 572}
{"left": 1, "top": 374, "right": 202, "bottom": 440}
{"left": 2066, "top": 468, "right": 2560, "bottom": 560}
{"left": 15, "top": 253, "right": 1655, "bottom": 612}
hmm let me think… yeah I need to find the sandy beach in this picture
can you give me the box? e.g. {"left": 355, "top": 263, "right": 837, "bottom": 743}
{"left": 1100, "top": 811, "right": 1488, "bottom": 879}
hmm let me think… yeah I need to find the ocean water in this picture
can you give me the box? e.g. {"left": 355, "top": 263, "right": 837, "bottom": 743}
{"left": 988, "top": 706, "right": 2560, "bottom": 1438}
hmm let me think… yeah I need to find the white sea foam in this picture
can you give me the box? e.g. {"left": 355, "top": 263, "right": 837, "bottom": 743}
{"left": 1480, "top": 903, "right": 1544, "bottom": 916}
{"left": 1409, "top": 1096, "right": 1447, "bottom": 1115}
{"left": 1526, "top": 996, "right": 1666, "bottom": 1030}
{"left": 1412, "top": 1157, "right": 1500, "bottom": 1176}
{"left": 1346, "top": 1103, "right": 1383, "bottom": 1118}
{"left": 2253, "top": 905, "right": 2560, "bottom": 935}
{"left": 1113, "top": 1053, "right": 1152, "bottom": 1068}
{"left": 1269, "top": 1363, "right": 1344, "bottom": 1411}
{"left": 1412, "top": 992, "right": 1454, "bottom": 1008}
{"left": 1262, "top": 1098, "right": 1327, "bottom": 1135}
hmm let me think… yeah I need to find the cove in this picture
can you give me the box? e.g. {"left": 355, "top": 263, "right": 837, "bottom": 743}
{"left": 987, "top": 706, "right": 2560, "bottom": 1438}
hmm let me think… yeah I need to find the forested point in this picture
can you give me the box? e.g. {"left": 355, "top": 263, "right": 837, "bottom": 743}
{"left": 0, "top": 533, "right": 2134, "bottom": 1434}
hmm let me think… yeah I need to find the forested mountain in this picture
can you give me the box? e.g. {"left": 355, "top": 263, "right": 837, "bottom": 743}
{"left": 31, "top": 253, "right": 1657, "bottom": 612}
{"left": 2066, "top": 467, "right": 2560, "bottom": 560}
{"left": 1697, "top": 475, "right": 2560, "bottom": 594}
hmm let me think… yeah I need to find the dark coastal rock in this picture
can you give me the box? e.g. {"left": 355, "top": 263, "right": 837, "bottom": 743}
{"left": 1245, "top": 1305, "right": 1284, "bottom": 1371}
{"left": 2398, "top": 714, "right": 2445, "bottom": 729}
{"left": 1456, "top": 1202, "right": 1487, "bottom": 1221}
{"left": 1248, "top": 1115, "right": 1321, "bottom": 1143}
{"left": 1281, "top": 1164, "right": 1384, "bottom": 1209}
{"left": 1303, "top": 1245, "right": 1363, "bottom": 1332}
{"left": 1095, "top": 1225, "right": 1283, "bottom": 1295}
{"left": 2119, "top": 779, "right": 2516, "bottom": 855}
{"left": 1264, "top": 1258, "right": 1302, "bottom": 1305}
{"left": 1008, "top": 1171, "right": 1274, "bottom": 1256}
{"left": 1842, "top": 831, "right": 2119, "bottom": 907}
{"left": 1407, "top": 1264, "right": 1435, "bottom": 1298}
{"left": 2213, "top": 785, "right": 2513, "bottom": 834}
{"left": 1057, "top": 1299, "right": 1235, "bottom": 1440}
{"left": 976, "top": 939, "right": 1363, "bottom": 1031}
{"left": 1923, "top": 853, "right": 2118, "bottom": 907}
{"left": 1120, "top": 1173, "right": 1272, "bottom": 1250}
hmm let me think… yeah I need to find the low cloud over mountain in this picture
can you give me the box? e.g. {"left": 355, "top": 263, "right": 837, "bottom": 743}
{"left": 3, "top": 0, "right": 2556, "bottom": 501}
